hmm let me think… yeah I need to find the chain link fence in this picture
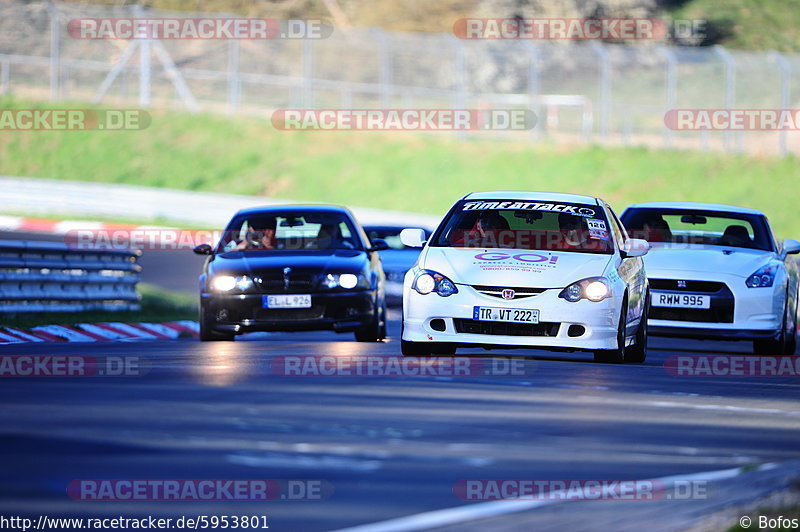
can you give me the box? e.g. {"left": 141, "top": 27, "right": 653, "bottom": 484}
{"left": 1, "top": 1, "right": 799, "bottom": 155}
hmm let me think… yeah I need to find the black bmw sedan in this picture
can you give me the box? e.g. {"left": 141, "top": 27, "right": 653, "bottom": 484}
{"left": 193, "top": 205, "right": 388, "bottom": 342}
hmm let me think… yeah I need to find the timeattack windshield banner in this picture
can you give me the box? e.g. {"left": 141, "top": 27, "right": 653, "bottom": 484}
{"left": 432, "top": 200, "right": 614, "bottom": 254}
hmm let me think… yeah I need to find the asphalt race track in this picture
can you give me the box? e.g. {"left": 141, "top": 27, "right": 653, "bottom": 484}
{"left": 1, "top": 231, "right": 799, "bottom": 530}
{"left": 1, "top": 318, "right": 799, "bottom": 531}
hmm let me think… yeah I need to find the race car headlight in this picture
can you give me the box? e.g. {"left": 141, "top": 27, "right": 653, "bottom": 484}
{"left": 320, "top": 273, "right": 366, "bottom": 290}
{"left": 559, "top": 277, "right": 611, "bottom": 302}
{"left": 339, "top": 273, "right": 359, "bottom": 289}
{"left": 211, "top": 275, "right": 253, "bottom": 292}
{"left": 412, "top": 269, "right": 458, "bottom": 297}
{"left": 235, "top": 276, "right": 254, "bottom": 291}
{"left": 746, "top": 265, "right": 776, "bottom": 288}
{"left": 563, "top": 283, "right": 583, "bottom": 302}
{"left": 584, "top": 280, "right": 610, "bottom": 302}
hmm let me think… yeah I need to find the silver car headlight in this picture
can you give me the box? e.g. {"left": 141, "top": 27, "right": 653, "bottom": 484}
{"left": 746, "top": 265, "right": 776, "bottom": 288}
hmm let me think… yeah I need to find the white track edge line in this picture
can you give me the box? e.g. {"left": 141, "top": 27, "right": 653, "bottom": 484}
{"left": 330, "top": 463, "right": 777, "bottom": 532}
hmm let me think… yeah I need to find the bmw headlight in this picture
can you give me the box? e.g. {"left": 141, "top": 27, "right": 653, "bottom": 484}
{"left": 411, "top": 269, "right": 459, "bottom": 297}
{"left": 339, "top": 273, "right": 359, "bottom": 289}
{"left": 559, "top": 277, "right": 611, "bottom": 302}
{"left": 320, "top": 273, "right": 366, "bottom": 290}
{"left": 746, "top": 265, "right": 776, "bottom": 288}
{"left": 211, "top": 275, "right": 253, "bottom": 292}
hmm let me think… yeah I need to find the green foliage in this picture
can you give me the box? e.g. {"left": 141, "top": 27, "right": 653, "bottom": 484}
{"left": 1, "top": 96, "right": 799, "bottom": 239}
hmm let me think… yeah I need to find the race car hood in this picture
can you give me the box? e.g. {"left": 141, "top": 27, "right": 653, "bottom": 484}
{"left": 421, "top": 247, "right": 613, "bottom": 288}
{"left": 643, "top": 245, "right": 776, "bottom": 278}
{"left": 209, "top": 249, "right": 369, "bottom": 276}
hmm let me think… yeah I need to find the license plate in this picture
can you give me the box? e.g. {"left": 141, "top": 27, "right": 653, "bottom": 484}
{"left": 651, "top": 292, "right": 710, "bottom": 309}
{"left": 473, "top": 306, "right": 539, "bottom": 323}
{"left": 263, "top": 294, "right": 312, "bottom": 309}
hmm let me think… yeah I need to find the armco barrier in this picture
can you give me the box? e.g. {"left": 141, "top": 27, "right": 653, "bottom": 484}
{"left": 0, "top": 240, "right": 141, "bottom": 313}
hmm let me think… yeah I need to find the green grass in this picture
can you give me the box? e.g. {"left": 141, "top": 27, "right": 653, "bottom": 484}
{"left": 1, "top": 284, "right": 198, "bottom": 329}
{"left": 2, "top": 96, "right": 800, "bottom": 239}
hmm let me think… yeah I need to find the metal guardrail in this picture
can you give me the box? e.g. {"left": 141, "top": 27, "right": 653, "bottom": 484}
{"left": 0, "top": 240, "right": 141, "bottom": 313}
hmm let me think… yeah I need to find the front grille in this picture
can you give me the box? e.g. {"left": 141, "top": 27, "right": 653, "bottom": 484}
{"left": 649, "top": 307, "right": 734, "bottom": 323}
{"left": 255, "top": 306, "right": 325, "bottom": 321}
{"left": 255, "top": 274, "right": 316, "bottom": 293}
{"left": 649, "top": 279, "right": 726, "bottom": 293}
{"left": 453, "top": 319, "right": 560, "bottom": 337}
{"left": 649, "top": 280, "right": 735, "bottom": 323}
{"left": 470, "top": 285, "right": 547, "bottom": 300}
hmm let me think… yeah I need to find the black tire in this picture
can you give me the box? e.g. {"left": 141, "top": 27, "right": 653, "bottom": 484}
{"left": 594, "top": 299, "right": 627, "bottom": 364}
{"left": 754, "top": 297, "right": 797, "bottom": 356}
{"left": 355, "top": 300, "right": 386, "bottom": 342}
{"left": 624, "top": 293, "right": 648, "bottom": 364}
{"left": 199, "top": 304, "right": 234, "bottom": 342}
{"left": 784, "top": 293, "right": 798, "bottom": 356}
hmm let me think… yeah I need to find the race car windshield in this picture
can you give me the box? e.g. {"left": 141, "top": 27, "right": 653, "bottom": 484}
{"left": 621, "top": 208, "right": 775, "bottom": 252}
{"left": 217, "top": 211, "right": 364, "bottom": 253}
{"left": 432, "top": 200, "right": 614, "bottom": 254}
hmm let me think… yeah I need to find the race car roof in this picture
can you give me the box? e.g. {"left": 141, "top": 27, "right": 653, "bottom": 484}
{"left": 234, "top": 204, "right": 352, "bottom": 216}
{"left": 463, "top": 191, "right": 601, "bottom": 205}
{"left": 624, "top": 202, "right": 765, "bottom": 216}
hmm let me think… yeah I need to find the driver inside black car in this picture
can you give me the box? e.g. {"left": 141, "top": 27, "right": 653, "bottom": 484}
{"left": 234, "top": 217, "right": 278, "bottom": 250}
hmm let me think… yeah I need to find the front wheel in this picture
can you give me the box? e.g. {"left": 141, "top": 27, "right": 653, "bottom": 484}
{"left": 594, "top": 300, "right": 627, "bottom": 364}
{"left": 753, "top": 299, "right": 797, "bottom": 356}
{"left": 355, "top": 300, "right": 387, "bottom": 342}
{"left": 624, "top": 294, "right": 649, "bottom": 364}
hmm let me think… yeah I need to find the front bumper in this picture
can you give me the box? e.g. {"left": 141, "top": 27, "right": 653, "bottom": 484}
{"left": 402, "top": 284, "right": 623, "bottom": 351}
{"left": 649, "top": 325, "right": 779, "bottom": 341}
{"left": 647, "top": 271, "right": 784, "bottom": 340}
{"left": 201, "top": 290, "right": 376, "bottom": 333}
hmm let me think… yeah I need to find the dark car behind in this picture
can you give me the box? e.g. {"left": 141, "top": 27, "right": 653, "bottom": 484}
{"left": 363, "top": 225, "right": 432, "bottom": 306}
{"left": 195, "top": 205, "right": 388, "bottom": 341}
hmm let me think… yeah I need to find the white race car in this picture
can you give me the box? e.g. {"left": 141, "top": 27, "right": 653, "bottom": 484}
{"left": 620, "top": 202, "right": 800, "bottom": 355}
{"left": 400, "top": 191, "right": 650, "bottom": 363}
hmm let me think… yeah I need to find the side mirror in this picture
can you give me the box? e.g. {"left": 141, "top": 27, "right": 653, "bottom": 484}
{"left": 400, "top": 228, "right": 427, "bottom": 248}
{"left": 622, "top": 238, "right": 649, "bottom": 258}
{"left": 368, "top": 238, "right": 389, "bottom": 252}
{"left": 784, "top": 238, "right": 800, "bottom": 255}
{"left": 193, "top": 243, "right": 213, "bottom": 255}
